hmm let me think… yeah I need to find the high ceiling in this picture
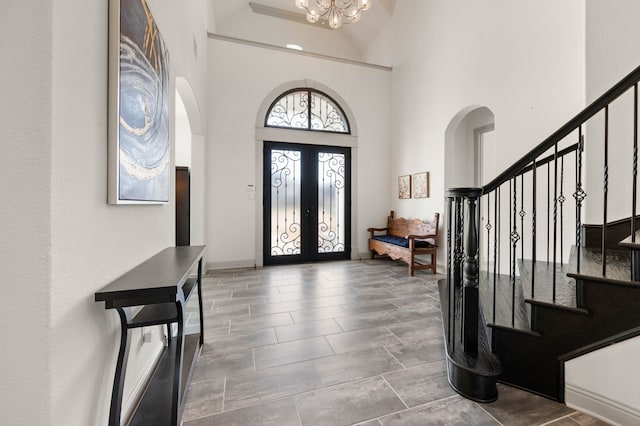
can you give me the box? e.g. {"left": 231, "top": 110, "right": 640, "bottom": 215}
{"left": 209, "top": 0, "right": 395, "bottom": 63}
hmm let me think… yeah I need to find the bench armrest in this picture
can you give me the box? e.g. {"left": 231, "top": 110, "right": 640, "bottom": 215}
{"left": 407, "top": 233, "right": 436, "bottom": 240}
{"left": 367, "top": 227, "right": 388, "bottom": 237}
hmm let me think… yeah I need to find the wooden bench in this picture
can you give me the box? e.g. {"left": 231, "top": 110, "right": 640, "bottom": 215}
{"left": 367, "top": 211, "right": 439, "bottom": 276}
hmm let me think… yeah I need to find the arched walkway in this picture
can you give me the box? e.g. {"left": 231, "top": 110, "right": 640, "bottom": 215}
{"left": 175, "top": 77, "right": 205, "bottom": 245}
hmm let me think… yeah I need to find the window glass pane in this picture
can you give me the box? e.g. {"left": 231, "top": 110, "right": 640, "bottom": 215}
{"left": 310, "top": 92, "right": 349, "bottom": 133}
{"left": 266, "top": 91, "right": 309, "bottom": 129}
{"left": 265, "top": 89, "right": 349, "bottom": 134}
{"left": 317, "top": 152, "right": 346, "bottom": 253}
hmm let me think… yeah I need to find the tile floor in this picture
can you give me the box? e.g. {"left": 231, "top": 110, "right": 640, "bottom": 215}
{"left": 181, "top": 259, "right": 610, "bottom": 426}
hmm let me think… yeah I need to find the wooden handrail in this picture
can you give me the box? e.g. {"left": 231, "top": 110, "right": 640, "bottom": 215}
{"left": 483, "top": 64, "right": 640, "bottom": 194}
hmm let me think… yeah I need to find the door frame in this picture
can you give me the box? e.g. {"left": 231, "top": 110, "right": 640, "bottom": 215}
{"left": 254, "top": 80, "right": 359, "bottom": 267}
{"left": 263, "top": 142, "right": 352, "bottom": 265}
{"left": 474, "top": 123, "right": 496, "bottom": 187}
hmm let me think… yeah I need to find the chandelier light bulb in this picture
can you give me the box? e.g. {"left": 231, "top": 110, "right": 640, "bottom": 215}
{"left": 329, "top": 9, "right": 341, "bottom": 28}
{"left": 358, "top": 0, "right": 371, "bottom": 11}
{"left": 295, "top": 0, "right": 371, "bottom": 29}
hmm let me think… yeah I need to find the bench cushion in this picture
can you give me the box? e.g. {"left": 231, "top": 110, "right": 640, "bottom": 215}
{"left": 372, "top": 234, "right": 435, "bottom": 248}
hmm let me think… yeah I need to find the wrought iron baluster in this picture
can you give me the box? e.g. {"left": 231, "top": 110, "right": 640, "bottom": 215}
{"left": 447, "top": 196, "right": 454, "bottom": 350}
{"left": 497, "top": 188, "right": 501, "bottom": 275}
{"left": 509, "top": 179, "right": 512, "bottom": 279}
{"left": 532, "top": 159, "right": 537, "bottom": 299}
{"left": 511, "top": 177, "right": 520, "bottom": 327}
{"left": 547, "top": 162, "right": 551, "bottom": 264}
{"left": 486, "top": 191, "right": 491, "bottom": 274}
{"left": 603, "top": 106, "right": 609, "bottom": 276}
{"left": 553, "top": 142, "right": 558, "bottom": 302}
{"left": 573, "top": 129, "right": 586, "bottom": 273}
{"left": 459, "top": 197, "right": 465, "bottom": 342}
{"left": 559, "top": 156, "right": 565, "bottom": 263}
{"left": 633, "top": 85, "right": 639, "bottom": 281}
{"left": 493, "top": 188, "right": 498, "bottom": 324}
{"left": 520, "top": 174, "right": 525, "bottom": 263}
{"left": 634, "top": 84, "right": 638, "bottom": 245}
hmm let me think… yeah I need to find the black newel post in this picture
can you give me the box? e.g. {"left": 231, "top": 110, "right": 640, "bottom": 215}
{"left": 463, "top": 190, "right": 481, "bottom": 354}
{"left": 448, "top": 188, "right": 482, "bottom": 356}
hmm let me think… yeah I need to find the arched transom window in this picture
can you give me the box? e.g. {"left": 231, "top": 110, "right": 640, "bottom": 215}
{"left": 265, "top": 88, "right": 350, "bottom": 134}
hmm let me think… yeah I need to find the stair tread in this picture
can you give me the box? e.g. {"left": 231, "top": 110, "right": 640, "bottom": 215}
{"left": 479, "top": 272, "right": 530, "bottom": 331}
{"left": 519, "top": 259, "right": 577, "bottom": 308}
{"left": 619, "top": 230, "right": 640, "bottom": 249}
{"left": 567, "top": 246, "right": 632, "bottom": 282}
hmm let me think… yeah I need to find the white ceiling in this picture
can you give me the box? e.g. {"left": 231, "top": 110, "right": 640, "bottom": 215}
{"left": 209, "top": 0, "right": 395, "bottom": 62}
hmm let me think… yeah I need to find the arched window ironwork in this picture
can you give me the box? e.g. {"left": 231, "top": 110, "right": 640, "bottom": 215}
{"left": 265, "top": 88, "right": 350, "bottom": 134}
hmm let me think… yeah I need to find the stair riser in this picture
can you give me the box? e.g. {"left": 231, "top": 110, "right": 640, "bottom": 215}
{"left": 494, "top": 277, "right": 640, "bottom": 400}
{"left": 491, "top": 328, "right": 561, "bottom": 400}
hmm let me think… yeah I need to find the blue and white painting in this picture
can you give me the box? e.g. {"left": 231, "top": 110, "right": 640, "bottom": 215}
{"left": 116, "top": 0, "right": 169, "bottom": 202}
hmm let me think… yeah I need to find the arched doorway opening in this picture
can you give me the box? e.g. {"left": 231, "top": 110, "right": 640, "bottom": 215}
{"left": 444, "top": 105, "right": 496, "bottom": 272}
{"left": 175, "top": 77, "right": 204, "bottom": 246}
{"left": 444, "top": 106, "right": 496, "bottom": 189}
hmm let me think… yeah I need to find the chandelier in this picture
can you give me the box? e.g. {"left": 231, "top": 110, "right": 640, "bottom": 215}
{"left": 295, "top": 0, "right": 372, "bottom": 29}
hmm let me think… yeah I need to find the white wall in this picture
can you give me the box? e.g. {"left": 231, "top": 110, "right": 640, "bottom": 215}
{"left": 389, "top": 0, "right": 585, "bottom": 270}
{"left": 0, "top": 1, "right": 208, "bottom": 425}
{"left": 206, "top": 39, "right": 392, "bottom": 268}
{"left": 565, "top": 2, "right": 640, "bottom": 422}
{"left": 565, "top": 337, "right": 640, "bottom": 425}
{"left": 175, "top": 91, "right": 193, "bottom": 167}
{"left": 0, "top": 2, "right": 53, "bottom": 425}
{"left": 584, "top": 0, "right": 640, "bottom": 224}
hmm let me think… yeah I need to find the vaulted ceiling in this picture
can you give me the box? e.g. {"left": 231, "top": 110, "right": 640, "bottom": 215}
{"left": 209, "top": 0, "right": 395, "bottom": 63}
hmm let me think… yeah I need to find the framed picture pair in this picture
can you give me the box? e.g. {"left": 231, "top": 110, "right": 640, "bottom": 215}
{"left": 399, "top": 172, "right": 429, "bottom": 199}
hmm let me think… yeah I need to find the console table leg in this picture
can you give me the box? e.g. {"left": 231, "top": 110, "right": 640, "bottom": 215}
{"left": 171, "top": 300, "right": 185, "bottom": 426}
{"left": 197, "top": 259, "right": 204, "bottom": 344}
{"left": 109, "top": 307, "right": 132, "bottom": 426}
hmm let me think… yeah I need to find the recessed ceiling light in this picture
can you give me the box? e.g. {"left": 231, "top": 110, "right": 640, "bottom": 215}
{"left": 286, "top": 44, "right": 303, "bottom": 51}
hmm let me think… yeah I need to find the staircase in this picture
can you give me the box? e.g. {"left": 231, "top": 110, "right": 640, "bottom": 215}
{"left": 439, "top": 65, "right": 640, "bottom": 405}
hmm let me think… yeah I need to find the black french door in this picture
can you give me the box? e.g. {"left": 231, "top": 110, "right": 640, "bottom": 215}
{"left": 264, "top": 142, "right": 351, "bottom": 265}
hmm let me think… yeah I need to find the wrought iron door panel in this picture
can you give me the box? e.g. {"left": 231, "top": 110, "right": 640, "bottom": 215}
{"left": 264, "top": 142, "right": 350, "bottom": 264}
{"left": 317, "top": 152, "right": 346, "bottom": 253}
{"left": 269, "top": 149, "right": 302, "bottom": 256}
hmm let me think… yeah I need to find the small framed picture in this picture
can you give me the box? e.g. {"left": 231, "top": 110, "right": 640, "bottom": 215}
{"left": 412, "top": 172, "right": 429, "bottom": 198}
{"left": 398, "top": 175, "right": 411, "bottom": 199}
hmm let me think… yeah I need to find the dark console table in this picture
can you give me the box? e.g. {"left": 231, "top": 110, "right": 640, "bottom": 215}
{"left": 95, "top": 246, "right": 206, "bottom": 426}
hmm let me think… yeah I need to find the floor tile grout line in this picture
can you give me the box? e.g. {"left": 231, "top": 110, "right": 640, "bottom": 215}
{"left": 538, "top": 412, "right": 580, "bottom": 426}
{"left": 293, "top": 396, "right": 304, "bottom": 426}
{"left": 380, "top": 375, "right": 410, "bottom": 410}
{"left": 323, "top": 334, "right": 337, "bottom": 355}
{"left": 371, "top": 394, "right": 463, "bottom": 424}
{"left": 223, "top": 362, "right": 415, "bottom": 415}
{"left": 221, "top": 377, "right": 227, "bottom": 413}
{"left": 474, "top": 399, "right": 505, "bottom": 425}
{"left": 382, "top": 345, "right": 407, "bottom": 370}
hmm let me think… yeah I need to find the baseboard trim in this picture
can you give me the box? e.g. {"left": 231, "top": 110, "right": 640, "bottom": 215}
{"left": 565, "top": 383, "right": 640, "bottom": 426}
{"left": 206, "top": 259, "right": 257, "bottom": 271}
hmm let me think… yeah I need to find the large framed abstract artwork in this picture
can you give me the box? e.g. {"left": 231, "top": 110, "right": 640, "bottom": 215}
{"left": 108, "top": 0, "right": 170, "bottom": 204}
